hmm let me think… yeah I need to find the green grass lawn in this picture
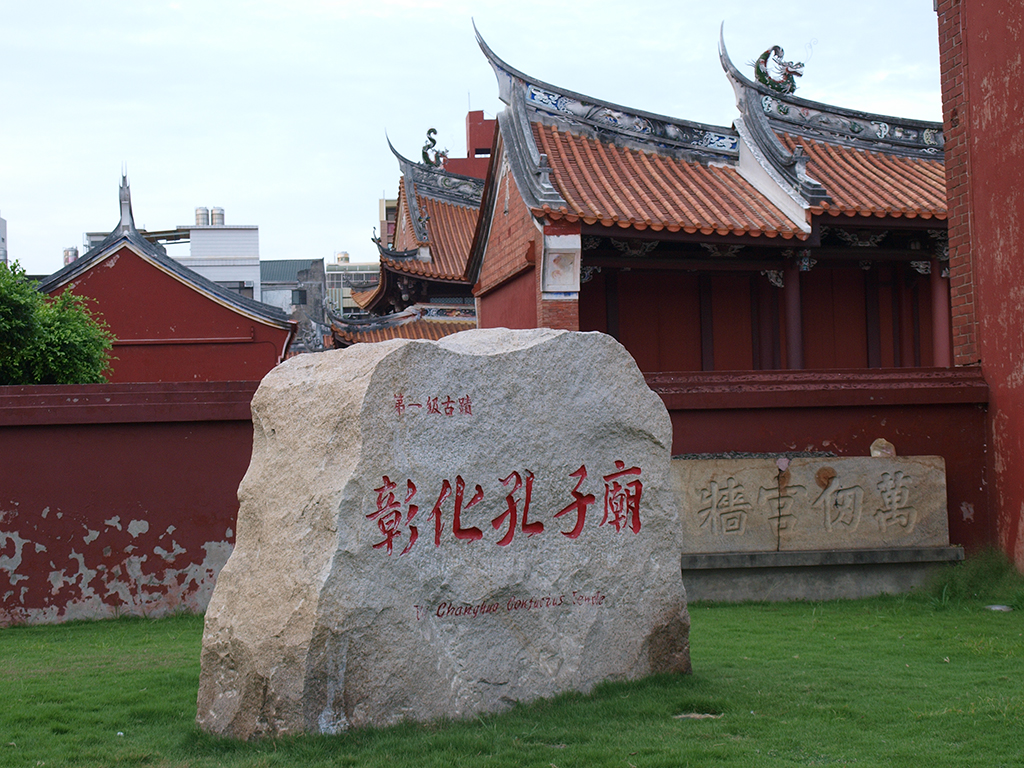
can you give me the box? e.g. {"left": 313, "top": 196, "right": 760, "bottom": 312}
{"left": 1, "top": 554, "right": 1022, "bottom": 767}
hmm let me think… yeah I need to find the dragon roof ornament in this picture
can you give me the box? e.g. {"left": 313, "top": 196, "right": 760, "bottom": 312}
{"left": 421, "top": 128, "right": 449, "bottom": 168}
{"left": 753, "top": 46, "right": 803, "bottom": 94}
{"left": 475, "top": 24, "right": 739, "bottom": 164}
{"left": 721, "top": 29, "right": 829, "bottom": 207}
{"left": 386, "top": 136, "right": 485, "bottom": 244}
{"left": 721, "top": 27, "right": 943, "bottom": 159}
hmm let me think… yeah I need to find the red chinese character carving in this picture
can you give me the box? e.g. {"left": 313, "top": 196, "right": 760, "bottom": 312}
{"left": 458, "top": 395, "right": 472, "bottom": 415}
{"left": 393, "top": 394, "right": 406, "bottom": 415}
{"left": 442, "top": 396, "right": 456, "bottom": 416}
{"left": 519, "top": 473, "right": 543, "bottom": 537}
{"left": 602, "top": 461, "right": 643, "bottom": 533}
{"left": 554, "top": 465, "right": 596, "bottom": 539}
{"left": 428, "top": 475, "right": 484, "bottom": 545}
{"left": 492, "top": 470, "right": 543, "bottom": 546}
{"left": 368, "top": 477, "right": 419, "bottom": 555}
{"left": 454, "top": 475, "right": 484, "bottom": 540}
{"left": 426, "top": 396, "right": 441, "bottom": 415}
{"left": 400, "top": 481, "right": 419, "bottom": 553}
{"left": 428, "top": 479, "right": 452, "bottom": 546}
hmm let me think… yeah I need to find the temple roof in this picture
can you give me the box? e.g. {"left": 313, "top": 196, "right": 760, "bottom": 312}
{"left": 474, "top": 26, "right": 946, "bottom": 245}
{"left": 360, "top": 143, "right": 485, "bottom": 312}
{"left": 329, "top": 304, "right": 476, "bottom": 346}
{"left": 532, "top": 123, "right": 805, "bottom": 238}
{"left": 475, "top": 28, "right": 807, "bottom": 240}
{"left": 39, "top": 176, "right": 293, "bottom": 330}
{"left": 778, "top": 135, "right": 945, "bottom": 219}
{"left": 386, "top": 175, "right": 481, "bottom": 279}
{"left": 719, "top": 31, "right": 945, "bottom": 220}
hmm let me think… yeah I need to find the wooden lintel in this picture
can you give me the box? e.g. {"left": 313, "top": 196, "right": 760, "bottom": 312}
{"left": 580, "top": 224, "right": 821, "bottom": 248}
{"left": 584, "top": 257, "right": 785, "bottom": 272}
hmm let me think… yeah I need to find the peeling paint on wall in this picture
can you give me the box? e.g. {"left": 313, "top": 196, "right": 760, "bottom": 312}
{"left": 0, "top": 381, "right": 260, "bottom": 626}
{"left": 1, "top": 503, "right": 234, "bottom": 625}
{"left": 0, "top": 529, "right": 31, "bottom": 584}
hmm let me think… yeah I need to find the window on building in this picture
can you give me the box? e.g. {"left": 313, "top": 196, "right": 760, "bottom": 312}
{"left": 292, "top": 289, "right": 307, "bottom": 305}
{"left": 217, "top": 281, "right": 253, "bottom": 299}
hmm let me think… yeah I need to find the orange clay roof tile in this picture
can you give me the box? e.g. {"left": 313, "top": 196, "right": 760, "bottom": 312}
{"left": 333, "top": 318, "right": 476, "bottom": 345}
{"left": 532, "top": 124, "right": 807, "bottom": 239}
{"left": 779, "top": 133, "right": 946, "bottom": 220}
{"left": 381, "top": 180, "right": 480, "bottom": 282}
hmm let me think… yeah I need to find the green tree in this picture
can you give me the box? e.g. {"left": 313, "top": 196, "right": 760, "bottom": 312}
{"left": 0, "top": 261, "right": 115, "bottom": 385}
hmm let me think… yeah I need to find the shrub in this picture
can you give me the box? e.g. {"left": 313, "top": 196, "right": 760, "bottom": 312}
{"left": 0, "top": 261, "right": 114, "bottom": 384}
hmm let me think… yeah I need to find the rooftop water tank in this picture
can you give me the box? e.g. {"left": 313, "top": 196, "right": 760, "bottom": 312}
{"left": 211, "top": 207, "right": 225, "bottom": 226}
{"left": 195, "top": 207, "right": 210, "bottom": 226}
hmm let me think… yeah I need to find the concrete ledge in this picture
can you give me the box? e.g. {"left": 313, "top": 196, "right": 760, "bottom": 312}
{"left": 645, "top": 367, "right": 988, "bottom": 410}
{"left": 682, "top": 546, "right": 965, "bottom": 570}
{"left": 681, "top": 547, "right": 964, "bottom": 602}
{"left": 0, "top": 381, "right": 259, "bottom": 425}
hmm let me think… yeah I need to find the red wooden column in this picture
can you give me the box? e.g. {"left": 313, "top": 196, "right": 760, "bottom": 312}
{"left": 784, "top": 258, "right": 804, "bottom": 369}
{"left": 931, "top": 261, "right": 952, "bottom": 368}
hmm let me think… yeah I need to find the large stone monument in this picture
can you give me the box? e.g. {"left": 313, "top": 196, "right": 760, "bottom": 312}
{"left": 196, "top": 329, "right": 689, "bottom": 739}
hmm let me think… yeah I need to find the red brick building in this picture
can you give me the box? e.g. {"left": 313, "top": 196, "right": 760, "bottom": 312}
{"left": 1, "top": 179, "right": 297, "bottom": 625}
{"left": 937, "top": 0, "right": 1024, "bottom": 570}
{"left": 38, "top": 178, "right": 295, "bottom": 382}
{"left": 466, "top": 31, "right": 991, "bottom": 554}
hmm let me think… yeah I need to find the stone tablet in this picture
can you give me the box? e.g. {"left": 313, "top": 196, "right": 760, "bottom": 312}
{"left": 196, "top": 329, "right": 689, "bottom": 739}
{"left": 675, "top": 455, "right": 949, "bottom": 553}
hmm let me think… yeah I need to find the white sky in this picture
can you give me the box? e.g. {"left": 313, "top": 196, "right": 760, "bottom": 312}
{"left": 1, "top": 1, "right": 942, "bottom": 277}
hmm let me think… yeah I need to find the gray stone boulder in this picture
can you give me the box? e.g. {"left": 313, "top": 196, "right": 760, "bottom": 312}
{"left": 196, "top": 328, "right": 689, "bottom": 739}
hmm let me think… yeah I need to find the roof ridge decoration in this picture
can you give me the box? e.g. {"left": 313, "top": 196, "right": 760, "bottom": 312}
{"left": 372, "top": 240, "right": 421, "bottom": 260}
{"left": 475, "top": 25, "right": 739, "bottom": 164}
{"left": 328, "top": 303, "right": 476, "bottom": 332}
{"left": 753, "top": 46, "right": 804, "bottom": 94}
{"left": 118, "top": 172, "right": 135, "bottom": 233}
{"left": 421, "top": 128, "right": 449, "bottom": 167}
{"left": 722, "top": 29, "right": 943, "bottom": 159}
{"left": 386, "top": 136, "right": 485, "bottom": 245}
{"left": 721, "top": 30, "right": 831, "bottom": 208}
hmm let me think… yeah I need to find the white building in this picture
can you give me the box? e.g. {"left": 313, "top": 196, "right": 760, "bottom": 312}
{"left": 172, "top": 207, "right": 261, "bottom": 301}
{"left": 85, "top": 205, "right": 262, "bottom": 300}
{"left": 0, "top": 210, "right": 7, "bottom": 265}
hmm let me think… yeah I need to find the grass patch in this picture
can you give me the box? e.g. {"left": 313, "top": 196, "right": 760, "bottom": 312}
{"left": 1, "top": 567, "right": 1023, "bottom": 767}
{"left": 926, "top": 548, "right": 1024, "bottom": 610}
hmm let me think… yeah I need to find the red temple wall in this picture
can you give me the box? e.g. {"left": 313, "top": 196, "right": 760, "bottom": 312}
{"left": 577, "top": 269, "right": 608, "bottom": 335}
{"left": 801, "top": 269, "right": 868, "bottom": 369}
{"left": 938, "top": 0, "right": 1024, "bottom": 569}
{"left": 581, "top": 267, "right": 935, "bottom": 373}
{"left": 608, "top": 271, "right": 702, "bottom": 371}
{"left": 0, "top": 382, "right": 256, "bottom": 625}
{"left": 710, "top": 274, "right": 755, "bottom": 371}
